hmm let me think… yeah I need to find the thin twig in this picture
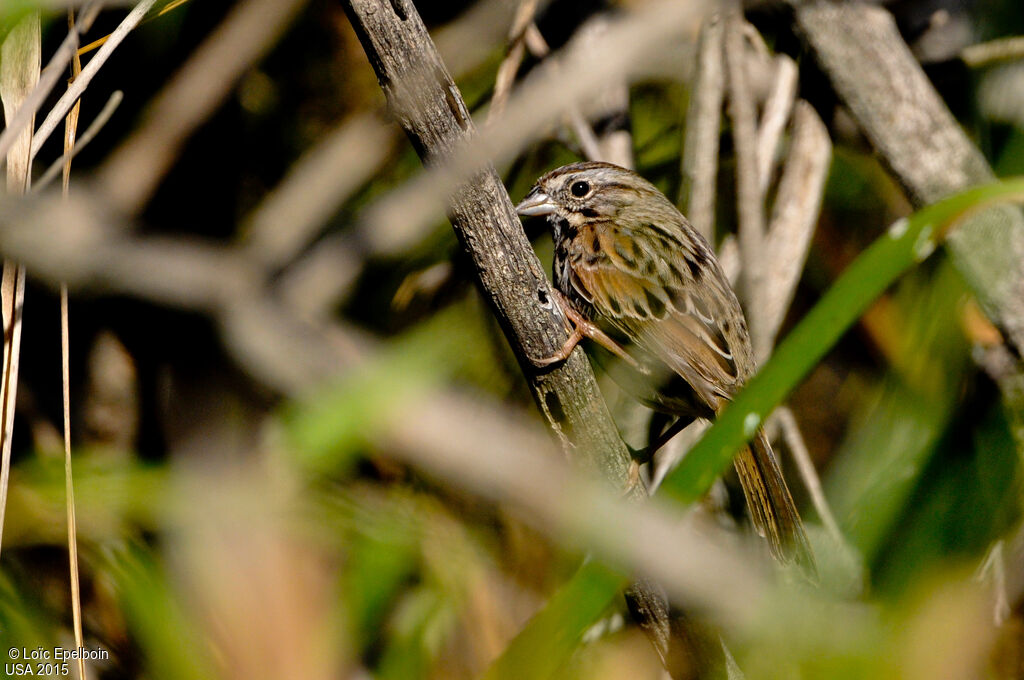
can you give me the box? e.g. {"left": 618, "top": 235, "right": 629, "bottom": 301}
{"left": 680, "top": 14, "right": 724, "bottom": 242}
{"left": 975, "top": 541, "right": 1011, "bottom": 626}
{"left": 724, "top": 11, "right": 767, "bottom": 339}
{"left": 35, "top": 90, "right": 123, "bottom": 193}
{"left": 490, "top": 39, "right": 528, "bottom": 125}
{"left": 570, "top": 14, "right": 634, "bottom": 168}
{"left": 487, "top": 0, "right": 541, "bottom": 123}
{"left": 754, "top": 54, "right": 797, "bottom": 196}
{"left": 0, "top": 3, "right": 100, "bottom": 166}
{"left": 75, "top": 0, "right": 193, "bottom": 57}
{"left": 997, "top": 521, "right": 1024, "bottom": 617}
{"left": 61, "top": 284, "right": 86, "bottom": 680}
{"left": 774, "top": 407, "right": 843, "bottom": 546}
{"left": 520, "top": 23, "right": 603, "bottom": 161}
{"left": 756, "top": 100, "right": 831, "bottom": 360}
{"left": 962, "top": 35, "right": 1024, "bottom": 68}
{"left": 30, "top": 0, "right": 154, "bottom": 161}
{"left": 60, "top": 16, "right": 87, "bottom": 676}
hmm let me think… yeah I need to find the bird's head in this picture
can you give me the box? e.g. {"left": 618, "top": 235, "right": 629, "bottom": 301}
{"left": 515, "top": 161, "right": 667, "bottom": 228}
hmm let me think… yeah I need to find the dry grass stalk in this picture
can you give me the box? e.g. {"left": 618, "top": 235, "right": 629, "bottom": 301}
{"left": 0, "top": 10, "right": 39, "bottom": 563}
{"left": 0, "top": 3, "right": 99, "bottom": 165}
{"left": 661, "top": 15, "right": 840, "bottom": 562}
{"left": 60, "top": 12, "right": 87, "bottom": 677}
{"left": 724, "top": 11, "right": 768, "bottom": 344}
{"left": 35, "top": 90, "right": 123, "bottom": 192}
{"left": 29, "top": 0, "right": 158, "bottom": 167}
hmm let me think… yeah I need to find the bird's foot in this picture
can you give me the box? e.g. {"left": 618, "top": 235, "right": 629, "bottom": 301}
{"left": 622, "top": 444, "right": 654, "bottom": 496}
{"left": 536, "top": 289, "right": 641, "bottom": 370}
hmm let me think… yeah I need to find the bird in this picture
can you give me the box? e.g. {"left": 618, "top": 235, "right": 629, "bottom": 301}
{"left": 516, "top": 160, "right": 813, "bottom": 570}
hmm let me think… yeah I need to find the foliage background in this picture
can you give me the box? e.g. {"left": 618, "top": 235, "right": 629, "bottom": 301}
{"left": 1, "top": 0, "right": 1024, "bottom": 678}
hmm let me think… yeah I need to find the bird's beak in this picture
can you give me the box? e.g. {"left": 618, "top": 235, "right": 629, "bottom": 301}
{"left": 515, "top": 189, "right": 557, "bottom": 217}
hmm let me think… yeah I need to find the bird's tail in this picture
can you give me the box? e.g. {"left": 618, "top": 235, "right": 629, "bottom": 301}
{"left": 732, "top": 430, "right": 816, "bottom": 577}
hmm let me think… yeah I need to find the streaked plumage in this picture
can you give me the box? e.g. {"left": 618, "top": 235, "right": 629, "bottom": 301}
{"left": 517, "top": 161, "right": 813, "bottom": 570}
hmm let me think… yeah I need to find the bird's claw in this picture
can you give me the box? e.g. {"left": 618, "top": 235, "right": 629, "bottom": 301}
{"left": 537, "top": 289, "right": 642, "bottom": 371}
{"left": 621, "top": 445, "right": 654, "bottom": 496}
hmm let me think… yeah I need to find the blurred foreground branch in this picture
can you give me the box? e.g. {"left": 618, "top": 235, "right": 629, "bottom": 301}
{"left": 0, "top": 180, "right": 797, "bottom": 645}
{"left": 96, "top": 0, "right": 308, "bottom": 215}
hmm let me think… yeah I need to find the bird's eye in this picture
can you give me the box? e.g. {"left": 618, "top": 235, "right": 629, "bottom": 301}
{"left": 570, "top": 180, "right": 590, "bottom": 198}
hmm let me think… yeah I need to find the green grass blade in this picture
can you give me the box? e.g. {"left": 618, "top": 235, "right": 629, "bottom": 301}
{"left": 480, "top": 560, "right": 628, "bottom": 680}
{"left": 103, "top": 542, "right": 216, "bottom": 680}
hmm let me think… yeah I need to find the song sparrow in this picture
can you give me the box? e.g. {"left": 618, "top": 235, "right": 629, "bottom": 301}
{"left": 516, "top": 161, "right": 812, "bottom": 569}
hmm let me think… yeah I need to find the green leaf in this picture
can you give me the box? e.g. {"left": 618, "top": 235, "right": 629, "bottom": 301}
{"left": 824, "top": 261, "right": 971, "bottom": 563}
{"left": 282, "top": 304, "right": 491, "bottom": 474}
{"left": 103, "top": 542, "right": 216, "bottom": 680}
{"left": 480, "top": 560, "right": 628, "bottom": 680}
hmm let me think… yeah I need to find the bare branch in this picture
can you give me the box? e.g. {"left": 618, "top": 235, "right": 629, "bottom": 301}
{"left": 754, "top": 54, "right": 797, "bottom": 195}
{"left": 756, "top": 100, "right": 830, "bottom": 360}
{"left": 342, "top": 0, "right": 636, "bottom": 486}
{"left": 29, "top": 0, "right": 158, "bottom": 163}
{"left": 724, "top": 12, "right": 768, "bottom": 339}
{"left": 793, "top": 0, "right": 1024, "bottom": 357}
{"left": 349, "top": 0, "right": 710, "bottom": 268}
{"left": 680, "top": 14, "right": 724, "bottom": 243}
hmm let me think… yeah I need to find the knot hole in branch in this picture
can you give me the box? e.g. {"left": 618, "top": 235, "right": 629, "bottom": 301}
{"left": 388, "top": 0, "right": 407, "bottom": 21}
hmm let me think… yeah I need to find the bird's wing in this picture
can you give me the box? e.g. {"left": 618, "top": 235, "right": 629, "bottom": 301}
{"left": 568, "top": 228, "right": 742, "bottom": 408}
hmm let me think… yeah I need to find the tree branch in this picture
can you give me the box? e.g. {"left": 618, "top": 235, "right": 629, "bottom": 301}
{"left": 680, "top": 14, "right": 724, "bottom": 244}
{"left": 341, "top": 0, "right": 634, "bottom": 487}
